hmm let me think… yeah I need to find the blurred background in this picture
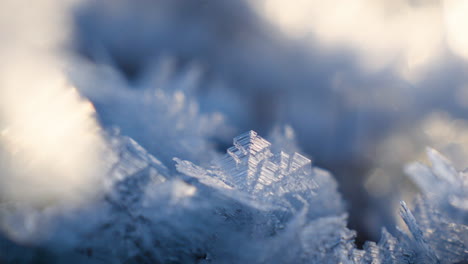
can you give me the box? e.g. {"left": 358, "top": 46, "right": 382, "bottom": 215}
{"left": 3, "top": 0, "right": 468, "bottom": 246}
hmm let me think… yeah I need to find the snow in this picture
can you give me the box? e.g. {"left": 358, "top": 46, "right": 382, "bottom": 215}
{"left": 1, "top": 0, "right": 468, "bottom": 263}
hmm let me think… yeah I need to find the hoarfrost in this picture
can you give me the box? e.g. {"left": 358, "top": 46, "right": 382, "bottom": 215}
{"left": 72, "top": 58, "right": 228, "bottom": 167}
{"left": 2, "top": 130, "right": 468, "bottom": 263}
{"left": 401, "top": 149, "right": 468, "bottom": 263}
{"left": 176, "top": 130, "right": 345, "bottom": 221}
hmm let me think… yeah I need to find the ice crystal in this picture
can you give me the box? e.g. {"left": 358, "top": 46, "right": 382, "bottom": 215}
{"left": 175, "top": 130, "right": 354, "bottom": 263}
{"left": 2, "top": 130, "right": 468, "bottom": 263}
{"left": 357, "top": 148, "right": 468, "bottom": 264}
{"left": 401, "top": 149, "right": 468, "bottom": 263}
{"left": 176, "top": 130, "right": 345, "bottom": 221}
{"left": 72, "top": 59, "right": 227, "bottom": 167}
{"left": 0, "top": 135, "right": 170, "bottom": 263}
{"left": 3, "top": 0, "right": 468, "bottom": 262}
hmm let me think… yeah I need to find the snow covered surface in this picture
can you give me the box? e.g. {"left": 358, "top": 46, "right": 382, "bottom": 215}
{"left": 1, "top": 0, "right": 468, "bottom": 263}
{"left": 1, "top": 129, "right": 467, "bottom": 263}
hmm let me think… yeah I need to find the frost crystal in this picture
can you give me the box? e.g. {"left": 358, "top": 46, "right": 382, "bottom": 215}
{"left": 401, "top": 148, "right": 468, "bottom": 263}
{"left": 167, "top": 131, "right": 465, "bottom": 264}
{"left": 353, "top": 148, "right": 468, "bottom": 264}
{"left": 176, "top": 130, "right": 345, "bottom": 221}
{"left": 2, "top": 131, "right": 468, "bottom": 263}
{"left": 0, "top": 135, "right": 171, "bottom": 263}
{"left": 175, "top": 130, "right": 354, "bottom": 263}
{"left": 73, "top": 59, "right": 227, "bottom": 167}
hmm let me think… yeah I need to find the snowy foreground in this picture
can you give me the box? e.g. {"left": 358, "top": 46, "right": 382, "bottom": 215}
{"left": 1, "top": 0, "right": 468, "bottom": 263}
{"left": 1, "top": 127, "right": 466, "bottom": 263}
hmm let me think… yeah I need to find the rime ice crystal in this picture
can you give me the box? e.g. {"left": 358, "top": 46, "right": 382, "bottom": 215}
{"left": 176, "top": 130, "right": 345, "bottom": 222}
{"left": 354, "top": 148, "right": 468, "bottom": 264}
{"left": 402, "top": 148, "right": 468, "bottom": 264}
{"left": 175, "top": 130, "right": 355, "bottom": 263}
{"left": 73, "top": 59, "right": 227, "bottom": 167}
{"left": 2, "top": 130, "right": 468, "bottom": 263}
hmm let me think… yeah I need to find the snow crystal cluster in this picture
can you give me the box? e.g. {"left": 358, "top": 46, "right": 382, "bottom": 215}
{"left": 2, "top": 0, "right": 468, "bottom": 263}
{"left": 1, "top": 111, "right": 467, "bottom": 263}
{"left": 71, "top": 58, "right": 227, "bottom": 166}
